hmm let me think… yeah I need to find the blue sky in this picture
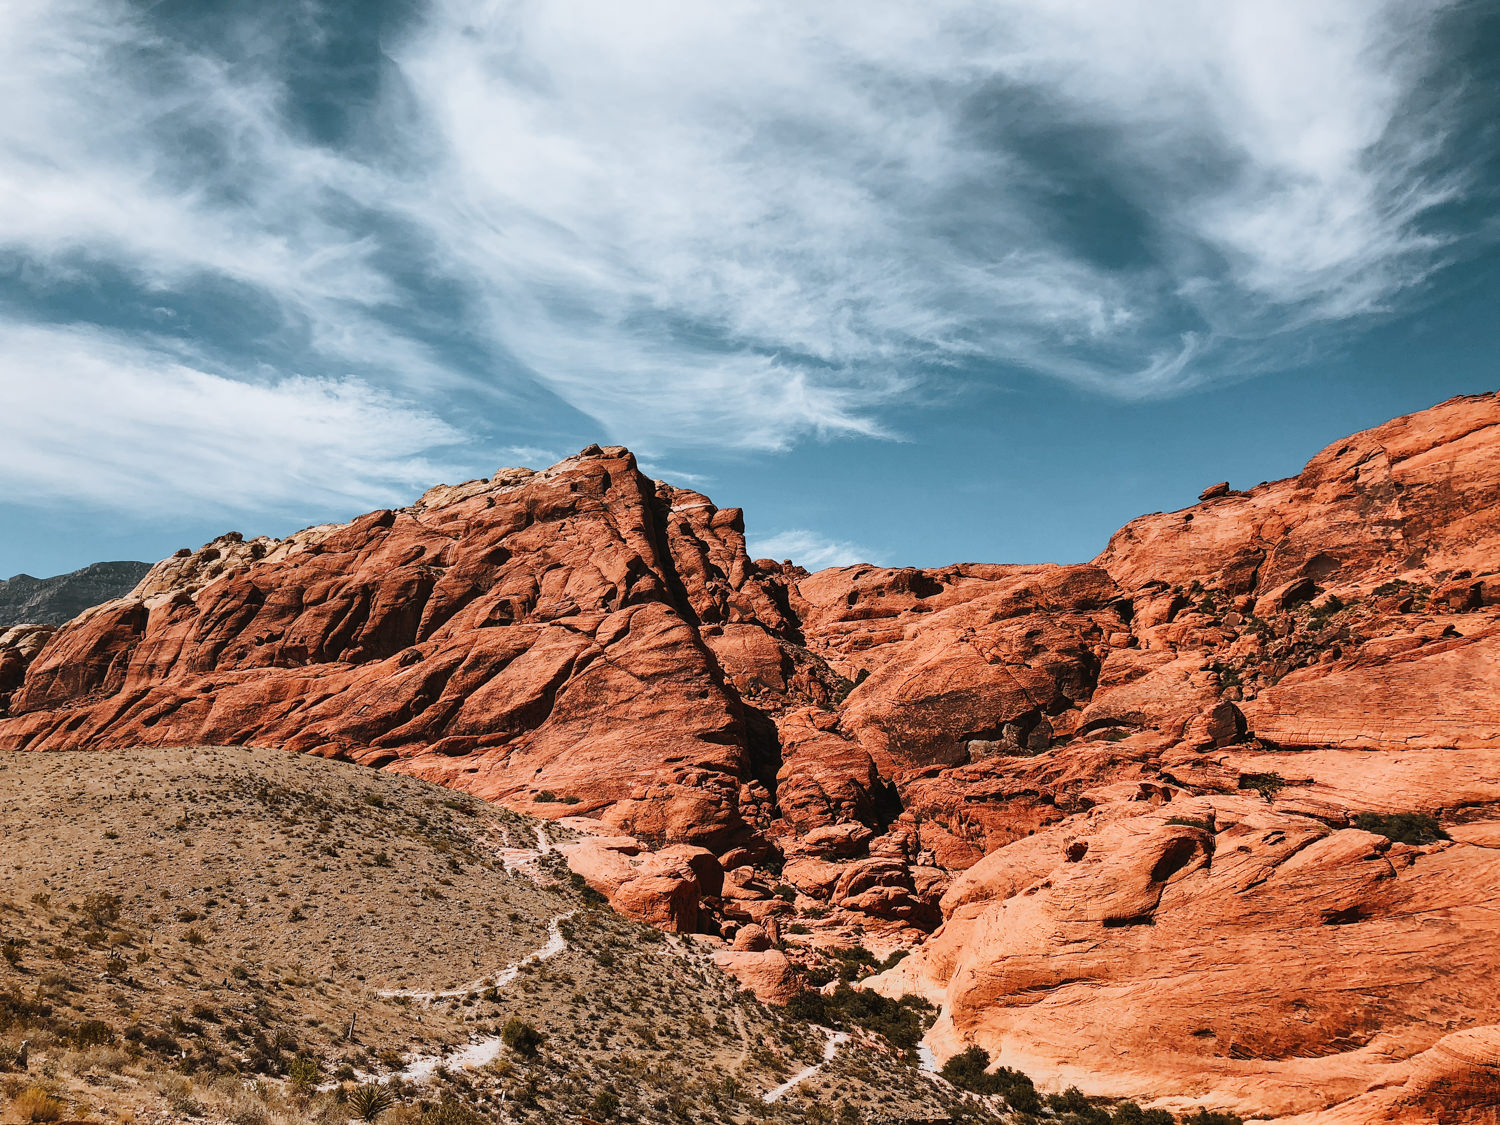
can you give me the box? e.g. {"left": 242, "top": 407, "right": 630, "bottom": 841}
{"left": 2, "top": 0, "right": 1496, "bottom": 577}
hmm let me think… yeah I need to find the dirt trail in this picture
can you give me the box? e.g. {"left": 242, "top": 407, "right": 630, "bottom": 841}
{"left": 762, "top": 1029, "right": 849, "bottom": 1103}
{"left": 378, "top": 911, "right": 576, "bottom": 1003}
{"left": 385, "top": 909, "right": 577, "bottom": 1082}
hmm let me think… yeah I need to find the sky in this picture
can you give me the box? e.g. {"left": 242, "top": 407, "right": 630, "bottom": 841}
{"left": 1, "top": 0, "right": 1497, "bottom": 578}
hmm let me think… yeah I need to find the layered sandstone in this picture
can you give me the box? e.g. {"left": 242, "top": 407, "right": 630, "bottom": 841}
{"left": 4, "top": 393, "right": 1500, "bottom": 1123}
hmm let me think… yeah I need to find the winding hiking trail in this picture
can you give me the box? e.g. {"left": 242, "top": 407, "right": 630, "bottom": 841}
{"left": 383, "top": 910, "right": 577, "bottom": 1082}
{"left": 762, "top": 1029, "right": 850, "bottom": 1103}
{"left": 372, "top": 822, "right": 575, "bottom": 1083}
{"left": 377, "top": 911, "right": 576, "bottom": 1003}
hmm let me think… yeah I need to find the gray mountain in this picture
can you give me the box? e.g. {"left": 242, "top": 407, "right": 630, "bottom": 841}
{"left": 0, "top": 560, "right": 152, "bottom": 627}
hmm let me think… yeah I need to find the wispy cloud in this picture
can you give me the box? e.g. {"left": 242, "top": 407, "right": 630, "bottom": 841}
{"left": 750, "top": 529, "right": 880, "bottom": 571}
{"left": 0, "top": 0, "right": 1490, "bottom": 514}
{"left": 0, "top": 322, "right": 461, "bottom": 513}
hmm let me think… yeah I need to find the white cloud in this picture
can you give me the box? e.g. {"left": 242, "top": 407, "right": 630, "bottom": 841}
{"left": 495, "top": 445, "right": 564, "bottom": 467}
{"left": 389, "top": 0, "right": 1478, "bottom": 410}
{"left": 0, "top": 321, "right": 462, "bottom": 513}
{"left": 750, "top": 529, "right": 880, "bottom": 571}
{"left": 0, "top": 0, "right": 1487, "bottom": 498}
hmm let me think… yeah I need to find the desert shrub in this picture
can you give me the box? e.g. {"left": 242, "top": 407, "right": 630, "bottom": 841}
{"left": 183, "top": 928, "right": 207, "bottom": 947}
{"left": 1, "top": 941, "right": 21, "bottom": 966}
{"left": 826, "top": 944, "right": 879, "bottom": 981}
{"left": 1237, "top": 773, "right": 1285, "bottom": 801}
{"left": 1354, "top": 812, "right": 1448, "bottom": 846}
{"left": 0, "top": 989, "right": 49, "bottom": 1031}
{"left": 1308, "top": 594, "right": 1344, "bottom": 619}
{"left": 229, "top": 1104, "right": 270, "bottom": 1125}
{"left": 373, "top": 851, "right": 393, "bottom": 868}
{"left": 786, "top": 985, "right": 933, "bottom": 1050}
{"left": 501, "top": 1017, "right": 544, "bottom": 1056}
{"left": 421, "top": 1098, "right": 479, "bottom": 1125}
{"left": 1110, "top": 1103, "right": 1174, "bottom": 1125}
{"left": 160, "top": 1078, "right": 204, "bottom": 1116}
{"left": 287, "top": 1056, "right": 321, "bottom": 1092}
{"left": 348, "top": 1084, "right": 396, "bottom": 1122}
{"left": 566, "top": 871, "right": 608, "bottom": 907}
{"left": 1048, "top": 1085, "right": 1111, "bottom": 1124}
{"left": 74, "top": 1019, "right": 115, "bottom": 1046}
{"left": 938, "top": 1047, "right": 1039, "bottom": 1113}
{"left": 12, "top": 1087, "right": 65, "bottom": 1123}
{"left": 81, "top": 892, "right": 121, "bottom": 927}
{"left": 590, "top": 1088, "right": 621, "bottom": 1118}
{"left": 534, "top": 790, "right": 559, "bottom": 803}
{"left": 1179, "top": 1110, "right": 1242, "bottom": 1125}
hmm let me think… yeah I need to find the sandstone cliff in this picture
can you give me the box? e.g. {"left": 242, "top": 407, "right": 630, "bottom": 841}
{"left": 4, "top": 394, "right": 1499, "bottom": 1123}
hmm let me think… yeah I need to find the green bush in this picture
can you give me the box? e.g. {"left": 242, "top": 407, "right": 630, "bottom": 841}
{"left": 1354, "top": 812, "right": 1448, "bottom": 846}
{"left": 786, "top": 984, "right": 933, "bottom": 1050}
{"left": 501, "top": 1017, "right": 544, "bottom": 1056}
{"left": 81, "top": 892, "right": 122, "bottom": 927}
{"left": 74, "top": 1019, "right": 115, "bottom": 1046}
{"left": 286, "top": 1056, "right": 321, "bottom": 1091}
{"left": 938, "top": 1046, "right": 1039, "bottom": 1113}
{"left": 1179, "top": 1110, "right": 1243, "bottom": 1125}
{"left": 421, "top": 1099, "right": 479, "bottom": 1125}
{"left": 1111, "top": 1103, "right": 1174, "bottom": 1125}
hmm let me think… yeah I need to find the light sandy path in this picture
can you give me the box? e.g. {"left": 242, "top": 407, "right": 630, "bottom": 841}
{"left": 387, "top": 909, "right": 576, "bottom": 1082}
{"left": 762, "top": 1029, "right": 849, "bottom": 1103}
{"left": 378, "top": 911, "right": 576, "bottom": 1002}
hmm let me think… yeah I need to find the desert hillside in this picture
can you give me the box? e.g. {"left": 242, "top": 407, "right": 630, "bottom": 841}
{"left": 0, "top": 746, "right": 975, "bottom": 1125}
{"left": 3, "top": 393, "right": 1499, "bottom": 1122}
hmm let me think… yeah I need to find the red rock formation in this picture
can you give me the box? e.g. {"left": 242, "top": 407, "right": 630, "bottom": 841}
{"left": 2, "top": 448, "right": 790, "bottom": 854}
{"left": 5, "top": 392, "right": 1500, "bottom": 1123}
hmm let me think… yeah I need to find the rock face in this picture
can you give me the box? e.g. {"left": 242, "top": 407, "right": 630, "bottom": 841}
{"left": 0, "top": 561, "right": 150, "bottom": 627}
{"left": 4, "top": 393, "right": 1500, "bottom": 1124}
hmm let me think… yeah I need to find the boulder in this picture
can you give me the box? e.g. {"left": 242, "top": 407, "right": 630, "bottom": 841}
{"left": 731, "top": 923, "right": 771, "bottom": 952}
{"left": 711, "top": 948, "right": 800, "bottom": 1004}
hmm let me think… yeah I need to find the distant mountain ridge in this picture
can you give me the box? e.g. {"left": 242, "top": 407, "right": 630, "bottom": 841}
{"left": 0, "top": 560, "right": 150, "bottom": 626}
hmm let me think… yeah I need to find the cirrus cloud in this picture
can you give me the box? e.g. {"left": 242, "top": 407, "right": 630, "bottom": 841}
{"left": 0, "top": 0, "right": 1491, "bottom": 516}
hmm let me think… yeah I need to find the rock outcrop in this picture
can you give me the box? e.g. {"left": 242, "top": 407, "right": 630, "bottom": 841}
{"left": 4, "top": 393, "right": 1500, "bottom": 1123}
